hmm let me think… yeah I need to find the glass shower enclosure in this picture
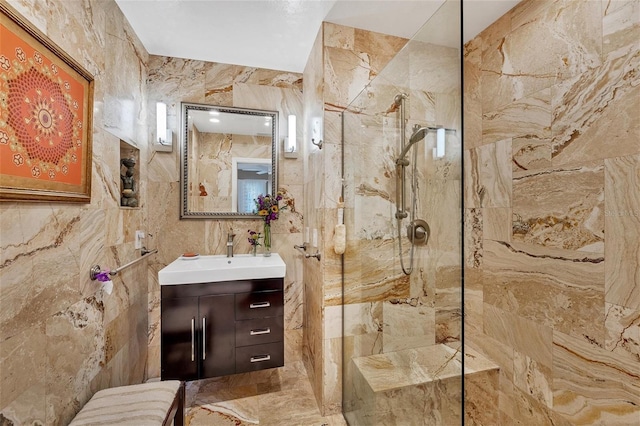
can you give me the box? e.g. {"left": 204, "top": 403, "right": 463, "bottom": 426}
{"left": 341, "top": 1, "right": 476, "bottom": 423}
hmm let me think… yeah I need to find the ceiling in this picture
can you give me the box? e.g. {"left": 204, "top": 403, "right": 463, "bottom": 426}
{"left": 115, "top": 0, "right": 520, "bottom": 73}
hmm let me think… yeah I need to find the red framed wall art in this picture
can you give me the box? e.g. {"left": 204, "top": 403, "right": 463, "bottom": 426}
{"left": 0, "top": 1, "right": 94, "bottom": 202}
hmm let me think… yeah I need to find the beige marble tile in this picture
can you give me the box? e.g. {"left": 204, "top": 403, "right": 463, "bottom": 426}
{"left": 481, "top": 37, "right": 555, "bottom": 114}
{"left": 0, "top": 207, "right": 82, "bottom": 341}
{"left": 0, "top": 323, "right": 46, "bottom": 422}
{"left": 148, "top": 56, "right": 206, "bottom": 103}
{"left": 478, "top": 139, "right": 512, "bottom": 208}
{"left": 484, "top": 240, "right": 605, "bottom": 342}
{"left": 604, "top": 302, "right": 640, "bottom": 362}
{"left": 465, "top": 367, "right": 500, "bottom": 426}
{"left": 382, "top": 300, "right": 435, "bottom": 352}
{"left": 513, "top": 350, "right": 553, "bottom": 408}
{"left": 322, "top": 337, "right": 343, "bottom": 415}
{"left": 464, "top": 208, "right": 482, "bottom": 269}
{"left": 407, "top": 42, "right": 460, "bottom": 95}
{"left": 512, "top": 136, "right": 552, "bottom": 172}
{"left": 353, "top": 27, "right": 407, "bottom": 82}
{"left": 466, "top": 332, "right": 514, "bottom": 382}
{"left": 187, "top": 395, "right": 260, "bottom": 426}
{"left": 477, "top": 4, "right": 512, "bottom": 53}
{"left": 603, "top": 0, "right": 640, "bottom": 59}
{"left": 513, "top": 162, "right": 605, "bottom": 252}
{"left": 435, "top": 266, "right": 462, "bottom": 344}
{"left": 284, "top": 329, "right": 303, "bottom": 363}
{"left": 483, "top": 207, "right": 511, "bottom": 242}
{"left": 463, "top": 39, "right": 483, "bottom": 150}
{"left": 482, "top": 88, "right": 551, "bottom": 147}
{"left": 323, "top": 46, "right": 375, "bottom": 111}
{"left": 484, "top": 303, "right": 552, "bottom": 369}
{"left": 553, "top": 330, "right": 640, "bottom": 424}
{"left": 605, "top": 154, "right": 640, "bottom": 309}
{"left": 463, "top": 149, "right": 481, "bottom": 208}
{"left": 551, "top": 49, "right": 640, "bottom": 166}
{"left": 45, "top": 295, "right": 106, "bottom": 424}
{"left": 510, "top": 0, "right": 602, "bottom": 81}
{"left": 463, "top": 269, "right": 484, "bottom": 337}
{"left": 502, "top": 383, "right": 573, "bottom": 426}
{"left": 324, "top": 22, "right": 354, "bottom": 50}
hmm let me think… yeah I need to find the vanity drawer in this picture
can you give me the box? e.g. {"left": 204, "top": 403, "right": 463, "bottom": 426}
{"left": 236, "top": 316, "right": 284, "bottom": 347}
{"left": 235, "top": 341, "right": 284, "bottom": 373}
{"left": 235, "top": 291, "right": 283, "bottom": 320}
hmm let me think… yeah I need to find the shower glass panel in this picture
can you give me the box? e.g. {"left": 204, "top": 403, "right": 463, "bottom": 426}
{"left": 342, "top": 1, "right": 463, "bottom": 424}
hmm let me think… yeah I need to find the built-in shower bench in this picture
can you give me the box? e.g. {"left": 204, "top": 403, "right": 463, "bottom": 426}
{"left": 69, "top": 380, "right": 184, "bottom": 426}
{"left": 347, "top": 343, "right": 499, "bottom": 425}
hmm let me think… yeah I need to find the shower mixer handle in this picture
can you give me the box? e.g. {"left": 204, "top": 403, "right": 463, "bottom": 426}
{"left": 407, "top": 219, "right": 430, "bottom": 245}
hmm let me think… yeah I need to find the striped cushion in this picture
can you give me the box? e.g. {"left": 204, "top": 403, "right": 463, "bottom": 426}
{"left": 69, "top": 380, "right": 181, "bottom": 425}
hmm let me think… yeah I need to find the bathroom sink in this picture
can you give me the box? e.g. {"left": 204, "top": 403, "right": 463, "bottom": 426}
{"left": 159, "top": 253, "right": 286, "bottom": 285}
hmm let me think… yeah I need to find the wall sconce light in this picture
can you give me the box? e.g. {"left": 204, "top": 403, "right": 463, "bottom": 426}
{"left": 436, "top": 126, "right": 445, "bottom": 158}
{"left": 431, "top": 125, "right": 455, "bottom": 159}
{"left": 284, "top": 114, "right": 297, "bottom": 158}
{"left": 154, "top": 102, "right": 172, "bottom": 152}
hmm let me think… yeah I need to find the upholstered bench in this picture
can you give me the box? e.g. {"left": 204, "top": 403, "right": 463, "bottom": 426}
{"left": 69, "top": 380, "right": 184, "bottom": 426}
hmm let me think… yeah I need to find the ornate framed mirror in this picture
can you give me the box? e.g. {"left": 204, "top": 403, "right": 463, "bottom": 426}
{"left": 180, "top": 102, "right": 278, "bottom": 219}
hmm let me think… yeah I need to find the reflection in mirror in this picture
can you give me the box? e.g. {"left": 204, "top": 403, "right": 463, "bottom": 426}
{"left": 232, "top": 157, "right": 272, "bottom": 213}
{"left": 180, "top": 102, "right": 278, "bottom": 219}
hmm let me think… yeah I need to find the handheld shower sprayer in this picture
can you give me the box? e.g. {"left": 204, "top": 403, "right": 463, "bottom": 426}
{"left": 396, "top": 125, "right": 430, "bottom": 166}
{"left": 393, "top": 93, "right": 457, "bottom": 274}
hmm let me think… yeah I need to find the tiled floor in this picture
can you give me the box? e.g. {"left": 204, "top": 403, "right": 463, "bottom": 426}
{"left": 184, "top": 360, "right": 347, "bottom": 425}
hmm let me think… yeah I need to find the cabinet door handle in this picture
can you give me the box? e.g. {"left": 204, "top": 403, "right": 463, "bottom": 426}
{"left": 250, "top": 354, "right": 271, "bottom": 363}
{"left": 191, "top": 317, "right": 195, "bottom": 362}
{"left": 250, "top": 327, "right": 271, "bottom": 336}
{"left": 202, "top": 317, "right": 206, "bottom": 360}
{"left": 250, "top": 301, "right": 270, "bottom": 309}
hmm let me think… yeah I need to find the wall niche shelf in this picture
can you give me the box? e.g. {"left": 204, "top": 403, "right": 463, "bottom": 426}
{"left": 119, "top": 140, "right": 140, "bottom": 209}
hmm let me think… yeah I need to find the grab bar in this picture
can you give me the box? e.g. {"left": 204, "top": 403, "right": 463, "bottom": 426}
{"left": 89, "top": 247, "right": 158, "bottom": 280}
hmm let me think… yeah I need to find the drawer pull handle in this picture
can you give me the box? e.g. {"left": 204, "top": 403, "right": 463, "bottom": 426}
{"left": 250, "top": 327, "right": 271, "bottom": 336}
{"left": 250, "top": 355, "right": 271, "bottom": 363}
{"left": 250, "top": 301, "right": 271, "bottom": 309}
{"left": 202, "top": 317, "right": 206, "bottom": 360}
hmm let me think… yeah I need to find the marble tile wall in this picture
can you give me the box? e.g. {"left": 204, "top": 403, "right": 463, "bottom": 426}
{"left": 145, "top": 55, "right": 304, "bottom": 381}
{"left": 302, "top": 21, "right": 409, "bottom": 416}
{"left": 0, "top": 0, "right": 150, "bottom": 424}
{"left": 463, "top": 0, "right": 640, "bottom": 423}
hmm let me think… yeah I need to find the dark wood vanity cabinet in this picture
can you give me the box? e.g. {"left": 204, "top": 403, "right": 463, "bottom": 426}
{"left": 161, "top": 278, "right": 284, "bottom": 381}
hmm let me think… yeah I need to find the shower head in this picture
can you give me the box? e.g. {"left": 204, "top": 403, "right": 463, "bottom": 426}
{"left": 409, "top": 126, "right": 429, "bottom": 145}
{"left": 397, "top": 126, "right": 430, "bottom": 163}
{"left": 397, "top": 125, "right": 456, "bottom": 163}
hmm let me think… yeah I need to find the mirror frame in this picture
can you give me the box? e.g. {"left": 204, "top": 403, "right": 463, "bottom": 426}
{"left": 180, "top": 102, "right": 279, "bottom": 219}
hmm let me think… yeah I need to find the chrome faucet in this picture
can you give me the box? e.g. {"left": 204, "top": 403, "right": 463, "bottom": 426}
{"left": 227, "top": 230, "right": 236, "bottom": 257}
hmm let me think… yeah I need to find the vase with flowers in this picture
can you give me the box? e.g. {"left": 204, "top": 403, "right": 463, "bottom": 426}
{"left": 247, "top": 230, "right": 261, "bottom": 256}
{"left": 254, "top": 192, "right": 286, "bottom": 256}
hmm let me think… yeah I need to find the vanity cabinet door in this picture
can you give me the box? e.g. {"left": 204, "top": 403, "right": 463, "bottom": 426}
{"left": 161, "top": 296, "right": 199, "bottom": 381}
{"left": 199, "top": 294, "right": 235, "bottom": 378}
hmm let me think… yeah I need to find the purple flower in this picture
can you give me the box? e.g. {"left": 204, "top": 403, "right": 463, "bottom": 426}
{"left": 253, "top": 191, "right": 288, "bottom": 225}
{"left": 248, "top": 230, "right": 261, "bottom": 246}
